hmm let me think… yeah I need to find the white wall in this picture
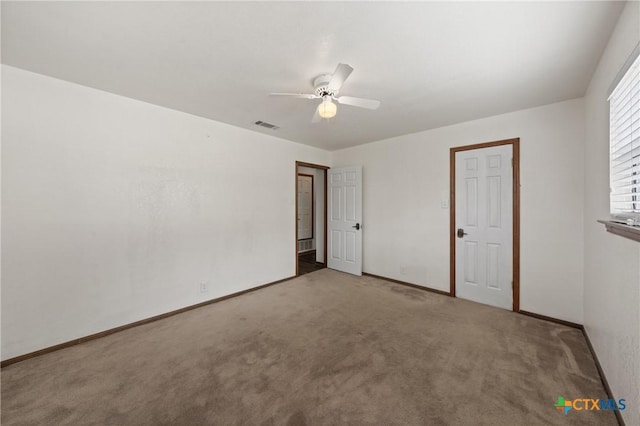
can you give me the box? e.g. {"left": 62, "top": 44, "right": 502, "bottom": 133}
{"left": 298, "top": 166, "right": 325, "bottom": 263}
{"left": 583, "top": 2, "right": 640, "bottom": 424}
{"left": 332, "top": 98, "right": 585, "bottom": 324}
{"left": 1, "top": 65, "right": 330, "bottom": 360}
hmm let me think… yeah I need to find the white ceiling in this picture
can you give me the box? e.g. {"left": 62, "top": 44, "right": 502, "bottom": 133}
{"left": 1, "top": 1, "right": 624, "bottom": 151}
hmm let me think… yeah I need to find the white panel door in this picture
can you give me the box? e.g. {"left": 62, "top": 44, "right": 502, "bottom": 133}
{"left": 328, "top": 166, "right": 362, "bottom": 276}
{"left": 297, "top": 175, "right": 313, "bottom": 240}
{"left": 455, "top": 145, "right": 513, "bottom": 310}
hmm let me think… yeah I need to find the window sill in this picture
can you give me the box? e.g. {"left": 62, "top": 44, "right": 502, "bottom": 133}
{"left": 598, "top": 219, "right": 640, "bottom": 243}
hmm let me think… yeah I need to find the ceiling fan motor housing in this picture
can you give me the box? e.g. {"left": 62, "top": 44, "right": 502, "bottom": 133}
{"left": 313, "top": 74, "right": 335, "bottom": 97}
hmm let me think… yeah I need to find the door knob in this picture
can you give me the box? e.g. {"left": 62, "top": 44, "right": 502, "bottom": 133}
{"left": 352, "top": 223, "right": 360, "bottom": 230}
{"left": 456, "top": 228, "right": 467, "bottom": 238}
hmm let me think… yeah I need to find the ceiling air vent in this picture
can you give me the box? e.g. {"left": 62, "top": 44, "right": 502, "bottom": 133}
{"left": 254, "top": 120, "right": 279, "bottom": 130}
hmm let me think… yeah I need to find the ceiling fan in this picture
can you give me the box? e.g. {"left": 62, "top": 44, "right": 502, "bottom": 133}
{"left": 270, "top": 63, "right": 381, "bottom": 123}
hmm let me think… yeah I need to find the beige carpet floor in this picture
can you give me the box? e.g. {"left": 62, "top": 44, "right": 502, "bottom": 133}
{"left": 1, "top": 269, "right": 617, "bottom": 425}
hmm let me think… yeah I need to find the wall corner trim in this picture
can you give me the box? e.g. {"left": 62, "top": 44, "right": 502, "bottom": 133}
{"left": 582, "top": 327, "right": 626, "bottom": 426}
{"left": 519, "top": 310, "right": 625, "bottom": 426}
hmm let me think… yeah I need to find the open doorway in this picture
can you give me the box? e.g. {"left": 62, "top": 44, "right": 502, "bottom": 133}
{"left": 295, "top": 161, "right": 329, "bottom": 276}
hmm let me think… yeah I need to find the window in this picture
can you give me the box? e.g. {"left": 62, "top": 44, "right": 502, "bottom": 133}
{"left": 610, "top": 48, "right": 640, "bottom": 217}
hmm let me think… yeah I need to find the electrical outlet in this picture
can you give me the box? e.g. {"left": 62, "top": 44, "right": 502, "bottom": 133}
{"left": 200, "top": 282, "right": 208, "bottom": 293}
{"left": 400, "top": 266, "right": 407, "bottom": 276}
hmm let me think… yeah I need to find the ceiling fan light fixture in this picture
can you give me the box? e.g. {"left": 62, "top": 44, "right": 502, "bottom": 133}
{"left": 317, "top": 97, "right": 337, "bottom": 119}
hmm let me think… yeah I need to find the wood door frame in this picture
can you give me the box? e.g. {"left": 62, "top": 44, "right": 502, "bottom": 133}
{"left": 297, "top": 173, "right": 315, "bottom": 240}
{"left": 295, "top": 161, "right": 329, "bottom": 276}
{"left": 449, "top": 138, "right": 521, "bottom": 312}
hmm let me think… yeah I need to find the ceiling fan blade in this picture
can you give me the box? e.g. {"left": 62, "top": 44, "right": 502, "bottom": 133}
{"left": 335, "top": 96, "right": 381, "bottom": 110}
{"left": 311, "top": 108, "right": 322, "bottom": 123}
{"left": 270, "top": 93, "right": 318, "bottom": 100}
{"left": 327, "top": 63, "right": 354, "bottom": 93}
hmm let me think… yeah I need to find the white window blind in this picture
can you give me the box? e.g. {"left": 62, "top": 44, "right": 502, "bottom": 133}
{"left": 610, "top": 52, "right": 640, "bottom": 216}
